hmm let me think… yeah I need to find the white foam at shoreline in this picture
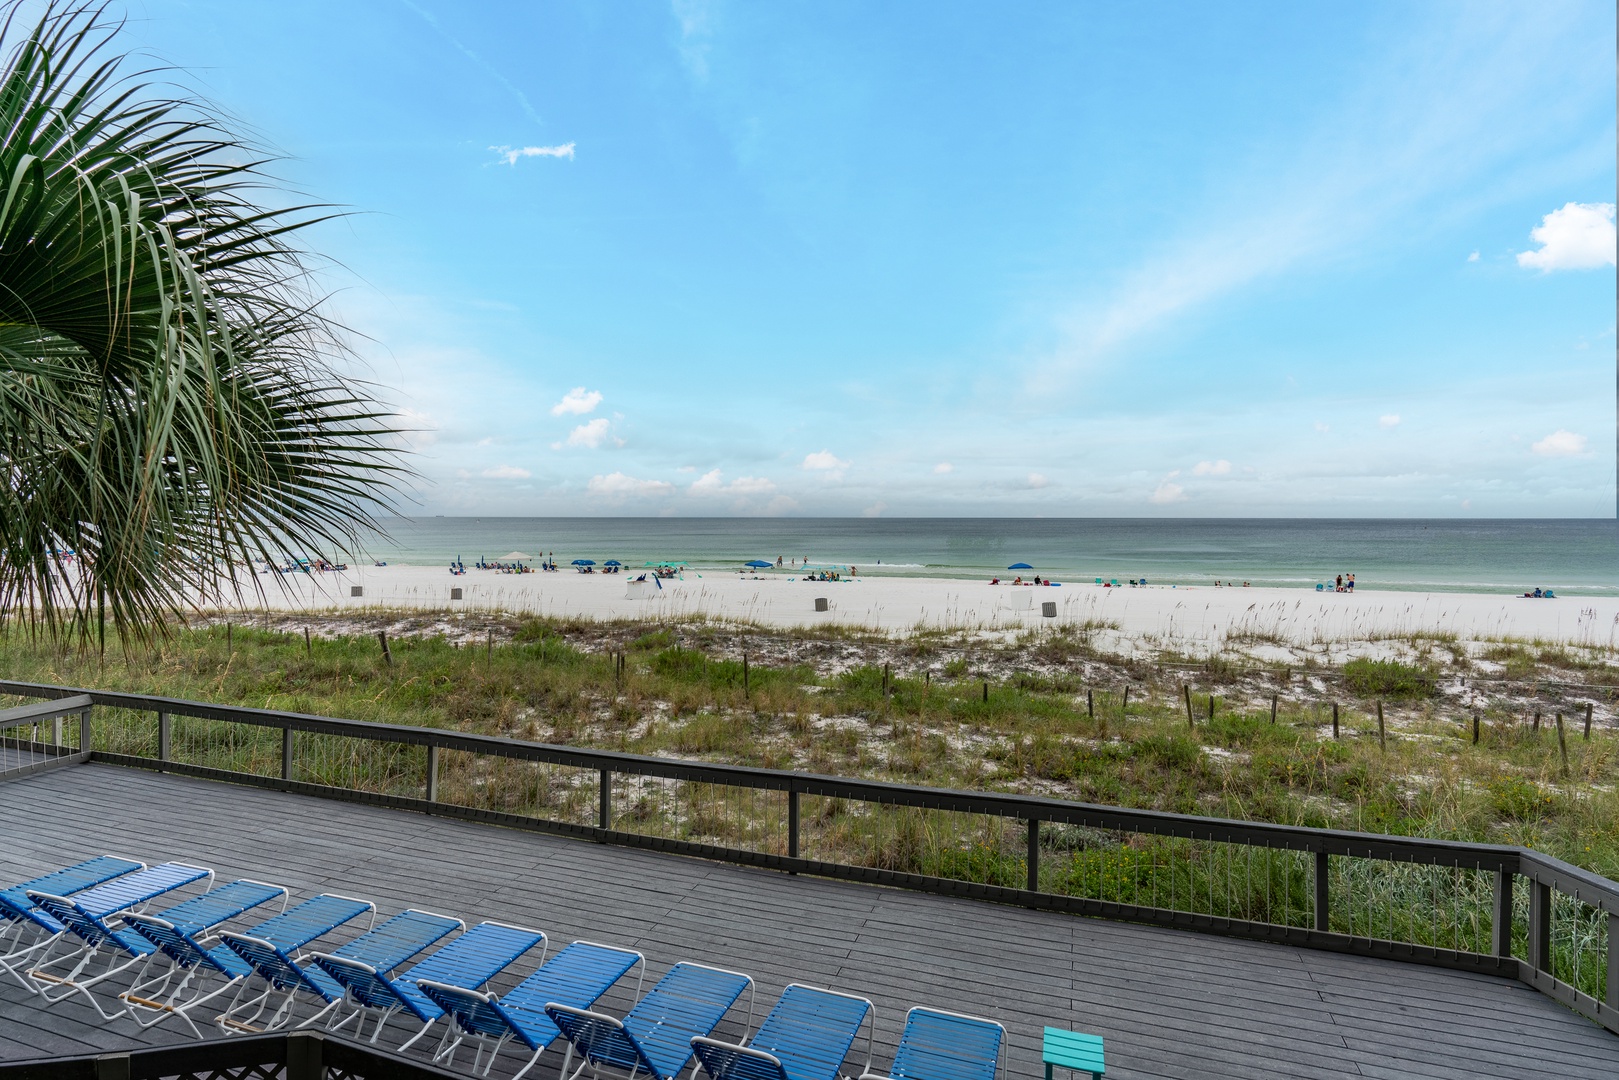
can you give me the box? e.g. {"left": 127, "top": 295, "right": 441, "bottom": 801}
{"left": 203, "top": 563, "right": 1619, "bottom": 649}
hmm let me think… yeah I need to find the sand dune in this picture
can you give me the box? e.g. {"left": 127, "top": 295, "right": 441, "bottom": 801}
{"left": 209, "top": 564, "right": 1619, "bottom": 650}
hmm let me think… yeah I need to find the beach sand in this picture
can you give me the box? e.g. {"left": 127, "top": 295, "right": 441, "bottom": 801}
{"left": 212, "top": 564, "right": 1619, "bottom": 652}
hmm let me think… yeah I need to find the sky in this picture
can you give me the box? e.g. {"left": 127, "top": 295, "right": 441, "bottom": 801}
{"left": 115, "top": 0, "right": 1615, "bottom": 517}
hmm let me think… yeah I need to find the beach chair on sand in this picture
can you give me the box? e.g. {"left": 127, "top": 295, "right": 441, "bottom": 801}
{"left": 0, "top": 856, "right": 144, "bottom": 986}
{"left": 118, "top": 892, "right": 373, "bottom": 1039}
{"left": 415, "top": 939, "right": 646, "bottom": 1079}
{"left": 22, "top": 863, "right": 214, "bottom": 1000}
{"left": 858, "top": 1008, "right": 1005, "bottom": 1080}
{"left": 308, "top": 920, "right": 547, "bottom": 1051}
{"left": 215, "top": 907, "right": 462, "bottom": 1035}
{"left": 691, "top": 985, "right": 875, "bottom": 1080}
{"left": 546, "top": 962, "right": 755, "bottom": 1080}
{"left": 22, "top": 879, "right": 284, "bottom": 1019}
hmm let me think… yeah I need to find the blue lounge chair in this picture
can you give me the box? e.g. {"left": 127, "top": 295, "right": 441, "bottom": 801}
{"left": 0, "top": 856, "right": 144, "bottom": 987}
{"left": 309, "top": 920, "right": 547, "bottom": 1050}
{"left": 22, "top": 879, "right": 285, "bottom": 1019}
{"left": 691, "top": 984, "right": 875, "bottom": 1080}
{"left": 859, "top": 1008, "right": 1005, "bottom": 1080}
{"left": 119, "top": 892, "right": 374, "bottom": 1039}
{"left": 21, "top": 862, "right": 213, "bottom": 999}
{"left": 547, "top": 962, "right": 755, "bottom": 1080}
{"left": 415, "top": 939, "right": 645, "bottom": 1079}
{"left": 215, "top": 907, "right": 462, "bottom": 1035}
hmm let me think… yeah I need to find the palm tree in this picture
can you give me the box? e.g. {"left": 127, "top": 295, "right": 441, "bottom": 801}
{"left": 0, "top": 2, "right": 403, "bottom": 647}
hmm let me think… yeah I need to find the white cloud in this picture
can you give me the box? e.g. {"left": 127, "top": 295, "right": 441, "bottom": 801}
{"left": 689, "top": 469, "right": 776, "bottom": 497}
{"left": 933, "top": 462, "right": 954, "bottom": 474}
{"left": 550, "top": 387, "right": 603, "bottom": 416}
{"left": 560, "top": 418, "right": 611, "bottom": 448}
{"left": 1531, "top": 430, "right": 1588, "bottom": 456}
{"left": 1026, "top": 473, "right": 1050, "bottom": 489}
{"left": 1192, "top": 459, "right": 1232, "bottom": 476}
{"left": 491, "top": 142, "right": 576, "bottom": 166}
{"left": 802, "top": 450, "right": 850, "bottom": 471}
{"left": 1517, "top": 202, "right": 1616, "bottom": 271}
{"left": 1467, "top": 251, "right": 1480, "bottom": 262}
{"left": 481, "top": 464, "right": 531, "bottom": 480}
{"left": 1313, "top": 422, "right": 1330, "bottom": 433}
{"left": 1379, "top": 414, "right": 1401, "bottom": 428}
{"left": 1149, "top": 480, "right": 1186, "bottom": 504}
{"left": 861, "top": 502, "right": 887, "bottom": 518}
{"left": 587, "top": 472, "right": 673, "bottom": 497}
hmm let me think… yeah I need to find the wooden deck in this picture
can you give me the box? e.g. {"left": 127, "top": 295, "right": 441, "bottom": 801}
{"left": 1, "top": 762, "right": 1615, "bottom": 1079}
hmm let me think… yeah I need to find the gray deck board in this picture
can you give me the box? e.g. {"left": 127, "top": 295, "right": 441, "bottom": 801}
{"left": 0, "top": 763, "right": 1615, "bottom": 1079}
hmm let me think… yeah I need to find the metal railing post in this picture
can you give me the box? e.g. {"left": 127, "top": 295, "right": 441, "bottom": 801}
{"left": 426, "top": 744, "right": 439, "bottom": 802}
{"left": 1609, "top": 912, "right": 1618, "bottom": 1010}
{"left": 1492, "top": 870, "right": 1514, "bottom": 958}
{"left": 1528, "top": 879, "right": 1552, "bottom": 974}
{"left": 1314, "top": 851, "right": 1330, "bottom": 932}
{"left": 78, "top": 707, "right": 91, "bottom": 753}
{"left": 1027, "top": 818, "right": 1040, "bottom": 894}
{"left": 157, "top": 712, "right": 170, "bottom": 770}
{"left": 598, "top": 769, "right": 611, "bottom": 834}
{"left": 52, "top": 716, "right": 61, "bottom": 747}
{"left": 788, "top": 788, "right": 800, "bottom": 860}
{"left": 282, "top": 726, "right": 293, "bottom": 782}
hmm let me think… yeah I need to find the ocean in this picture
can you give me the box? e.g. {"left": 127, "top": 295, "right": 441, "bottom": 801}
{"left": 351, "top": 518, "right": 1618, "bottom": 597}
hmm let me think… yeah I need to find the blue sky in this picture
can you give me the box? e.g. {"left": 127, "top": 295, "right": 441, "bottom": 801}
{"left": 123, "top": 1, "right": 1615, "bottom": 516}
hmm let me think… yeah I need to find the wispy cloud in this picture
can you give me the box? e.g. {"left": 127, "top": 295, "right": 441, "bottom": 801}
{"left": 400, "top": 0, "right": 546, "bottom": 125}
{"left": 671, "top": 0, "right": 715, "bottom": 82}
{"left": 1025, "top": 472, "right": 1050, "bottom": 489}
{"left": 587, "top": 472, "right": 673, "bottom": 497}
{"left": 1516, "top": 202, "right": 1616, "bottom": 271}
{"left": 1192, "top": 459, "right": 1232, "bottom": 476}
{"left": 1149, "top": 479, "right": 1186, "bottom": 504}
{"left": 933, "top": 462, "right": 954, "bottom": 474}
{"left": 550, "top": 387, "right": 602, "bottom": 415}
{"left": 481, "top": 464, "right": 530, "bottom": 479}
{"left": 492, "top": 143, "right": 577, "bottom": 166}
{"left": 689, "top": 469, "right": 776, "bottom": 497}
{"left": 802, "top": 450, "right": 849, "bottom": 472}
{"left": 1531, "top": 429, "right": 1588, "bottom": 456}
{"left": 1379, "top": 414, "right": 1401, "bottom": 429}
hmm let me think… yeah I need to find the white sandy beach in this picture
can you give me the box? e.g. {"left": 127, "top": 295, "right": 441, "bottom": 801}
{"left": 213, "top": 564, "right": 1619, "bottom": 651}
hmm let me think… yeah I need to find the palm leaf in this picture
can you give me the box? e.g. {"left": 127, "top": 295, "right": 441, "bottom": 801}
{"left": 0, "top": 1, "right": 406, "bottom": 648}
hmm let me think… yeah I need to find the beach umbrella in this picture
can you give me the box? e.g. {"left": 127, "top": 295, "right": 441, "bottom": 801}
{"left": 744, "top": 560, "right": 772, "bottom": 568}
{"left": 501, "top": 551, "right": 532, "bottom": 561}
{"left": 1008, "top": 563, "right": 1034, "bottom": 570}
{"left": 572, "top": 559, "right": 596, "bottom": 566}
{"left": 604, "top": 559, "right": 622, "bottom": 566}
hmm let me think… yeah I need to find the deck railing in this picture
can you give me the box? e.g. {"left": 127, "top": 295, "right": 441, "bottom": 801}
{"left": 1, "top": 678, "right": 1615, "bottom": 1036}
{"left": 0, "top": 1029, "right": 459, "bottom": 1079}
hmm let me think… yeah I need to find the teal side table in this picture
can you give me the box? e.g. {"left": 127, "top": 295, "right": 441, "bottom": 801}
{"left": 1042, "top": 1026, "right": 1104, "bottom": 1080}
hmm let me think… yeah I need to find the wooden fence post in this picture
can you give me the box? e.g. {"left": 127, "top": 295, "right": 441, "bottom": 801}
{"left": 1473, "top": 713, "right": 1480, "bottom": 745}
{"left": 377, "top": 631, "right": 392, "bottom": 666}
{"left": 1087, "top": 689, "right": 1094, "bottom": 718}
{"left": 983, "top": 682, "right": 988, "bottom": 703}
{"left": 1377, "top": 700, "right": 1386, "bottom": 751}
{"left": 1556, "top": 713, "right": 1568, "bottom": 776}
{"left": 1585, "top": 701, "right": 1593, "bottom": 740}
{"left": 1122, "top": 686, "right": 1129, "bottom": 713}
{"left": 1270, "top": 693, "right": 1278, "bottom": 724}
{"left": 1184, "top": 684, "right": 1194, "bottom": 728}
{"left": 1207, "top": 694, "right": 1215, "bottom": 720}
{"left": 1332, "top": 702, "right": 1339, "bottom": 739}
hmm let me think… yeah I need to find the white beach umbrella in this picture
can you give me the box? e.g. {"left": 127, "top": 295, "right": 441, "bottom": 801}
{"left": 501, "top": 551, "right": 533, "bottom": 561}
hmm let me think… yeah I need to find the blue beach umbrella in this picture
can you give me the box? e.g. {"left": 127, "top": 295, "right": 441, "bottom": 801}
{"left": 604, "top": 559, "right": 622, "bottom": 566}
{"left": 744, "top": 560, "right": 772, "bottom": 568}
{"left": 1008, "top": 563, "right": 1034, "bottom": 570}
{"left": 572, "top": 559, "right": 595, "bottom": 566}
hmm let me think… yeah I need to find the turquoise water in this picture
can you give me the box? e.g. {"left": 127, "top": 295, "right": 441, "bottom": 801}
{"left": 353, "top": 518, "right": 1618, "bottom": 597}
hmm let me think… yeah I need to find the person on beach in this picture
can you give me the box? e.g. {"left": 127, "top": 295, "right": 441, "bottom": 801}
{"left": 1347, "top": 573, "right": 1355, "bottom": 592}
{"left": 776, "top": 555, "right": 782, "bottom": 567}
{"left": 1335, "top": 574, "right": 1343, "bottom": 592}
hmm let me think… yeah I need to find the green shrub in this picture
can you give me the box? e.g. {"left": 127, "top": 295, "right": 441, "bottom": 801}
{"left": 1342, "top": 659, "right": 1434, "bottom": 699}
{"left": 1487, "top": 777, "right": 1557, "bottom": 821}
